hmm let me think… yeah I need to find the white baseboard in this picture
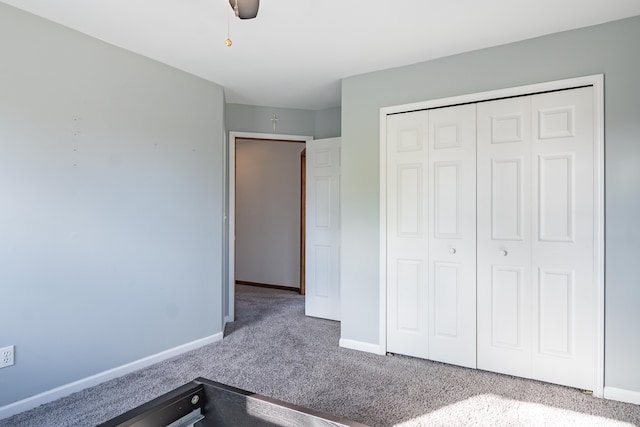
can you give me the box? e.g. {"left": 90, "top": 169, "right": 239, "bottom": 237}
{"left": 339, "top": 338, "right": 385, "bottom": 355}
{"left": 0, "top": 332, "right": 223, "bottom": 420}
{"left": 604, "top": 386, "right": 640, "bottom": 405}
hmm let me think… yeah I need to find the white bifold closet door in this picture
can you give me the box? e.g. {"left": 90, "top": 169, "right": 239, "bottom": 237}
{"left": 386, "top": 110, "right": 429, "bottom": 359}
{"left": 386, "top": 104, "right": 477, "bottom": 368}
{"left": 477, "top": 87, "right": 595, "bottom": 390}
{"left": 477, "top": 95, "right": 533, "bottom": 376}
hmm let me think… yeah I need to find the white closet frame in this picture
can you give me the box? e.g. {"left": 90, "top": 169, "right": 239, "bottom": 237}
{"left": 379, "top": 74, "right": 605, "bottom": 397}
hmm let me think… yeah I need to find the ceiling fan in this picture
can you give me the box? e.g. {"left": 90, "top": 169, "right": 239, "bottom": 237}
{"left": 229, "top": 0, "right": 259, "bottom": 19}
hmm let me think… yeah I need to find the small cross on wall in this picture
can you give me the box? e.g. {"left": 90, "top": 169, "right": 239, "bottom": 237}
{"left": 271, "top": 114, "right": 279, "bottom": 132}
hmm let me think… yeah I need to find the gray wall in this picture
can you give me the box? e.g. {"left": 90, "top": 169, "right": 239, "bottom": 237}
{"left": 341, "top": 16, "right": 640, "bottom": 393}
{"left": 0, "top": 3, "right": 225, "bottom": 406}
{"left": 226, "top": 103, "right": 340, "bottom": 139}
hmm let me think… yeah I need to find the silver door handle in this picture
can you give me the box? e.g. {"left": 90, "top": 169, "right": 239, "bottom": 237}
{"left": 500, "top": 250, "right": 508, "bottom": 256}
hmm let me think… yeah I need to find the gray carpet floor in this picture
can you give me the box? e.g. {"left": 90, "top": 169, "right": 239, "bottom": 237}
{"left": 2, "top": 284, "right": 639, "bottom": 426}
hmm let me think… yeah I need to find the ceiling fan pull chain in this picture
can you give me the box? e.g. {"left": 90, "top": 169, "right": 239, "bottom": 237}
{"left": 225, "top": 2, "right": 233, "bottom": 47}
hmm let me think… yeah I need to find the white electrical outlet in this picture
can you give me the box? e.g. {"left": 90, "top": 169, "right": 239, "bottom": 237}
{"left": 0, "top": 345, "right": 15, "bottom": 368}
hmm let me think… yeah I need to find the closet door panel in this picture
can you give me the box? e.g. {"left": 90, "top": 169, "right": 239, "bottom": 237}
{"left": 386, "top": 111, "right": 430, "bottom": 359}
{"left": 491, "top": 158, "right": 523, "bottom": 240}
{"left": 477, "top": 96, "right": 533, "bottom": 378}
{"left": 428, "top": 104, "right": 477, "bottom": 369}
{"left": 434, "top": 161, "right": 462, "bottom": 237}
{"left": 531, "top": 87, "right": 595, "bottom": 390}
{"left": 490, "top": 266, "right": 524, "bottom": 347}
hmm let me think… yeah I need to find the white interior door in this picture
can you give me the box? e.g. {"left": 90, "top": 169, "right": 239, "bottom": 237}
{"left": 477, "top": 96, "right": 533, "bottom": 377}
{"left": 386, "top": 105, "right": 476, "bottom": 366}
{"left": 477, "top": 87, "right": 595, "bottom": 390}
{"left": 427, "top": 104, "right": 477, "bottom": 369}
{"left": 305, "top": 137, "right": 341, "bottom": 321}
{"left": 386, "top": 111, "right": 430, "bottom": 358}
{"left": 531, "top": 87, "right": 595, "bottom": 390}
{"left": 382, "top": 77, "right": 602, "bottom": 394}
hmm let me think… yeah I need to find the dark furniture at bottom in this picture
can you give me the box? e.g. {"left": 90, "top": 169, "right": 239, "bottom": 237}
{"left": 98, "top": 377, "right": 368, "bottom": 427}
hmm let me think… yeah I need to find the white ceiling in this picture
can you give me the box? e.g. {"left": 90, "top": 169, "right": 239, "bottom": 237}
{"left": 3, "top": 0, "right": 640, "bottom": 110}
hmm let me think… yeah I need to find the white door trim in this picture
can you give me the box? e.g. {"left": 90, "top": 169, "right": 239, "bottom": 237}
{"left": 227, "top": 132, "right": 313, "bottom": 323}
{"left": 379, "top": 74, "right": 605, "bottom": 397}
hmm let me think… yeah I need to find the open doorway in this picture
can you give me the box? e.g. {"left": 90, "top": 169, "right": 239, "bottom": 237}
{"left": 227, "top": 132, "right": 313, "bottom": 322}
{"left": 235, "top": 137, "right": 305, "bottom": 291}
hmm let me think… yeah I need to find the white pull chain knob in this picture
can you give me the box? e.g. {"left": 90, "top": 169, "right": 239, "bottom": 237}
{"left": 449, "top": 248, "right": 456, "bottom": 255}
{"left": 500, "top": 250, "right": 508, "bottom": 256}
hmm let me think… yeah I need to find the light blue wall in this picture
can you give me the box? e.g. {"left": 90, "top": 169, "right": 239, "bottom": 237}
{"left": 226, "top": 103, "right": 341, "bottom": 139}
{"left": 0, "top": 4, "right": 226, "bottom": 406}
{"left": 226, "top": 104, "right": 315, "bottom": 136}
{"left": 315, "top": 106, "right": 342, "bottom": 139}
{"left": 341, "top": 15, "right": 640, "bottom": 393}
